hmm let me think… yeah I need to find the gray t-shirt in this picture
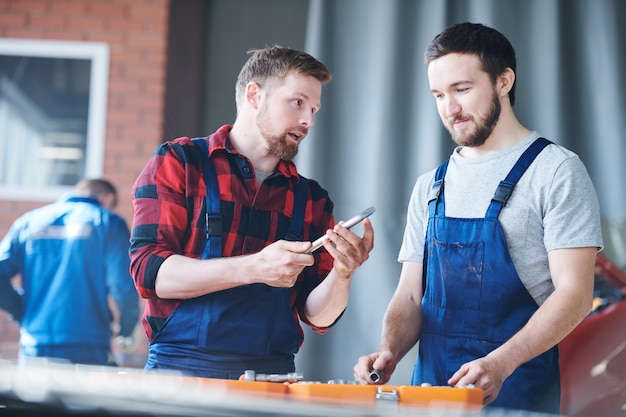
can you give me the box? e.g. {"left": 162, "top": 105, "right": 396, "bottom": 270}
{"left": 398, "top": 132, "right": 603, "bottom": 305}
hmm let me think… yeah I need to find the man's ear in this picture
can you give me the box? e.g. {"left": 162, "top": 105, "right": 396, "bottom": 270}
{"left": 245, "top": 82, "right": 262, "bottom": 109}
{"left": 98, "top": 193, "right": 117, "bottom": 210}
{"left": 499, "top": 67, "right": 515, "bottom": 97}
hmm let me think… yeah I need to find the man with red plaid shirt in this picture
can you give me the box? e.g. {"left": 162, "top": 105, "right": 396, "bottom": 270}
{"left": 130, "top": 47, "right": 374, "bottom": 379}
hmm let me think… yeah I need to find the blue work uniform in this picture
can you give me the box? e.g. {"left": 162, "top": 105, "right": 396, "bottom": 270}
{"left": 0, "top": 195, "right": 138, "bottom": 365}
{"left": 413, "top": 138, "right": 560, "bottom": 413}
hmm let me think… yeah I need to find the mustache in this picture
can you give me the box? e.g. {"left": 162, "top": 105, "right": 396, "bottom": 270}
{"left": 292, "top": 127, "right": 309, "bottom": 138}
{"left": 448, "top": 115, "right": 470, "bottom": 124}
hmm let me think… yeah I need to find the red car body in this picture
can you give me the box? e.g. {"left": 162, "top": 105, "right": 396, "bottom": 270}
{"left": 559, "top": 253, "right": 626, "bottom": 417}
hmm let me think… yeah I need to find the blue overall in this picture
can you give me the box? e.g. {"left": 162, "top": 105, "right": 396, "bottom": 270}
{"left": 413, "top": 138, "right": 561, "bottom": 413}
{"left": 145, "top": 137, "right": 309, "bottom": 379}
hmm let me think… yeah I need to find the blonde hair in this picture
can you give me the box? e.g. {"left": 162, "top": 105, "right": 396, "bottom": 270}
{"left": 235, "top": 46, "right": 331, "bottom": 109}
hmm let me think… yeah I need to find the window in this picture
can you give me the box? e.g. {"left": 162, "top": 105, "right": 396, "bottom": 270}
{"left": 0, "top": 39, "right": 109, "bottom": 201}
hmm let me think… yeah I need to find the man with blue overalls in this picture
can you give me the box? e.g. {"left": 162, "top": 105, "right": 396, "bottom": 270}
{"left": 354, "top": 23, "right": 603, "bottom": 414}
{"left": 130, "top": 47, "right": 374, "bottom": 379}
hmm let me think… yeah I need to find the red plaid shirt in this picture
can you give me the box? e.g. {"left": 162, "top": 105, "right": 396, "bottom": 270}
{"left": 130, "top": 125, "right": 336, "bottom": 341}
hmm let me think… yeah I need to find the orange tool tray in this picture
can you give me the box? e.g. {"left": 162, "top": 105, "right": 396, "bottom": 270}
{"left": 85, "top": 372, "right": 482, "bottom": 411}
{"left": 395, "top": 385, "right": 483, "bottom": 410}
{"left": 286, "top": 383, "right": 483, "bottom": 412}
{"left": 194, "top": 377, "right": 289, "bottom": 398}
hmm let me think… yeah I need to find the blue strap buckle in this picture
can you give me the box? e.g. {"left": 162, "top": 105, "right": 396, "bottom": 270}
{"left": 205, "top": 212, "right": 223, "bottom": 239}
{"left": 492, "top": 181, "right": 516, "bottom": 205}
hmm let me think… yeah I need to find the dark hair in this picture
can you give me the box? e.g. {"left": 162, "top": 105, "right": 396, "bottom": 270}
{"left": 74, "top": 178, "right": 118, "bottom": 207}
{"left": 425, "top": 22, "right": 517, "bottom": 105}
{"left": 235, "top": 46, "right": 332, "bottom": 107}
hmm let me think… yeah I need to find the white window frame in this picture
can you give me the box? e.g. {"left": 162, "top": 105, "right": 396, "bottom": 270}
{"left": 0, "top": 38, "right": 109, "bottom": 201}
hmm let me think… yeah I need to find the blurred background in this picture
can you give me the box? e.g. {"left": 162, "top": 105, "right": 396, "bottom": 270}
{"left": 0, "top": 0, "right": 624, "bottom": 415}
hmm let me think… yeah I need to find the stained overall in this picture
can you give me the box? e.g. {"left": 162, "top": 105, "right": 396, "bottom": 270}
{"left": 413, "top": 138, "right": 561, "bottom": 413}
{"left": 145, "top": 137, "right": 308, "bottom": 379}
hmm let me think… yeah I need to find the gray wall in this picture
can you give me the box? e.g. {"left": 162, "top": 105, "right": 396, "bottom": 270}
{"left": 203, "top": 0, "right": 310, "bottom": 134}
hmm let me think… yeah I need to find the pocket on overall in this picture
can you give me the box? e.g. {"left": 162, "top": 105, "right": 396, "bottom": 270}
{"left": 192, "top": 284, "right": 301, "bottom": 356}
{"left": 431, "top": 238, "right": 484, "bottom": 310}
{"left": 191, "top": 284, "right": 275, "bottom": 355}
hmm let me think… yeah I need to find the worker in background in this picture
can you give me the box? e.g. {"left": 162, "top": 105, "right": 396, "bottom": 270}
{"left": 0, "top": 178, "right": 139, "bottom": 366}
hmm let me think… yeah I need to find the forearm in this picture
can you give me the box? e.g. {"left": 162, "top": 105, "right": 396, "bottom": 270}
{"left": 116, "top": 292, "right": 140, "bottom": 337}
{"left": 303, "top": 268, "right": 351, "bottom": 327}
{"left": 155, "top": 240, "right": 315, "bottom": 299}
{"left": 303, "top": 218, "right": 375, "bottom": 327}
{"left": 487, "top": 283, "right": 592, "bottom": 377}
{"left": 487, "top": 248, "right": 596, "bottom": 375}
{"left": 0, "top": 281, "right": 22, "bottom": 322}
{"left": 155, "top": 254, "right": 256, "bottom": 299}
{"left": 380, "top": 295, "right": 422, "bottom": 362}
{"left": 378, "top": 261, "right": 424, "bottom": 362}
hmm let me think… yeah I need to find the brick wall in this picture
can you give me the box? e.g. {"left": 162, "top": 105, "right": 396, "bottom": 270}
{"left": 0, "top": 0, "right": 170, "bottom": 364}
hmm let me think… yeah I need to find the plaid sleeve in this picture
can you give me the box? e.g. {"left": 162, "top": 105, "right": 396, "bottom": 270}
{"left": 129, "top": 137, "right": 204, "bottom": 299}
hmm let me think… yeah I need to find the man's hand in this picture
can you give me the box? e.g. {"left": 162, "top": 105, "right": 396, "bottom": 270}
{"left": 254, "top": 240, "right": 315, "bottom": 287}
{"left": 115, "top": 335, "right": 136, "bottom": 350}
{"left": 322, "top": 218, "right": 374, "bottom": 277}
{"left": 448, "top": 356, "right": 508, "bottom": 405}
{"left": 353, "top": 350, "right": 396, "bottom": 385}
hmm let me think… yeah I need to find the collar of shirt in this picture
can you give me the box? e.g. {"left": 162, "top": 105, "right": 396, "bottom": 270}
{"left": 61, "top": 195, "right": 101, "bottom": 206}
{"left": 208, "top": 124, "right": 301, "bottom": 181}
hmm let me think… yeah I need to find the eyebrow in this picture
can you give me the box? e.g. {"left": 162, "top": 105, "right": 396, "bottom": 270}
{"left": 430, "top": 80, "right": 474, "bottom": 94}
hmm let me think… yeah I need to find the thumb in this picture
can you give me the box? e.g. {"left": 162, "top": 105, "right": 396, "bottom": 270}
{"left": 373, "top": 350, "right": 395, "bottom": 371}
{"left": 372, "top": 354, "right": 386, "bottom": 370}
{"left": 279, "top": 239, "right": 312, "bottom": 253}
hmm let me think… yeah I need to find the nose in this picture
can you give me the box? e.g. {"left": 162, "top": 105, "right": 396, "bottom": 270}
{"left": 300, "top": 110, "right": 314, "bottom": 128}
{"left": 443, "top": 96, "right": 461, "bottom": 118}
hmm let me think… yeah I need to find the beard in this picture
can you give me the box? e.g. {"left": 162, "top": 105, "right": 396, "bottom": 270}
{"left": 446, "top": 90, "right": 501, "bottom": 148}
{"left": 267, "top": 134, "right": 299, "bottom": 161}
{"left": 256, "top": 105, "right": 303, "bottom": 161}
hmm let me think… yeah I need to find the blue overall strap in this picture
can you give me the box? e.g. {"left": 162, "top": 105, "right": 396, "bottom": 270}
{"left": 486, "top": 137, "right": 553, "bottom": 219}
{"left": 423, "top": 159, "right": 449, "bottom": 294}
{"left": 284, "top": 176, "right": 308, "bottom": 241}
{"left": 192, "top": 137, "right": 223, "bottom": 259}
{"left": 193, "top": 136, "right": 309, "bottom": 256}
{"left": 427, "top": 159, "right": 449, "bottom": 217}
